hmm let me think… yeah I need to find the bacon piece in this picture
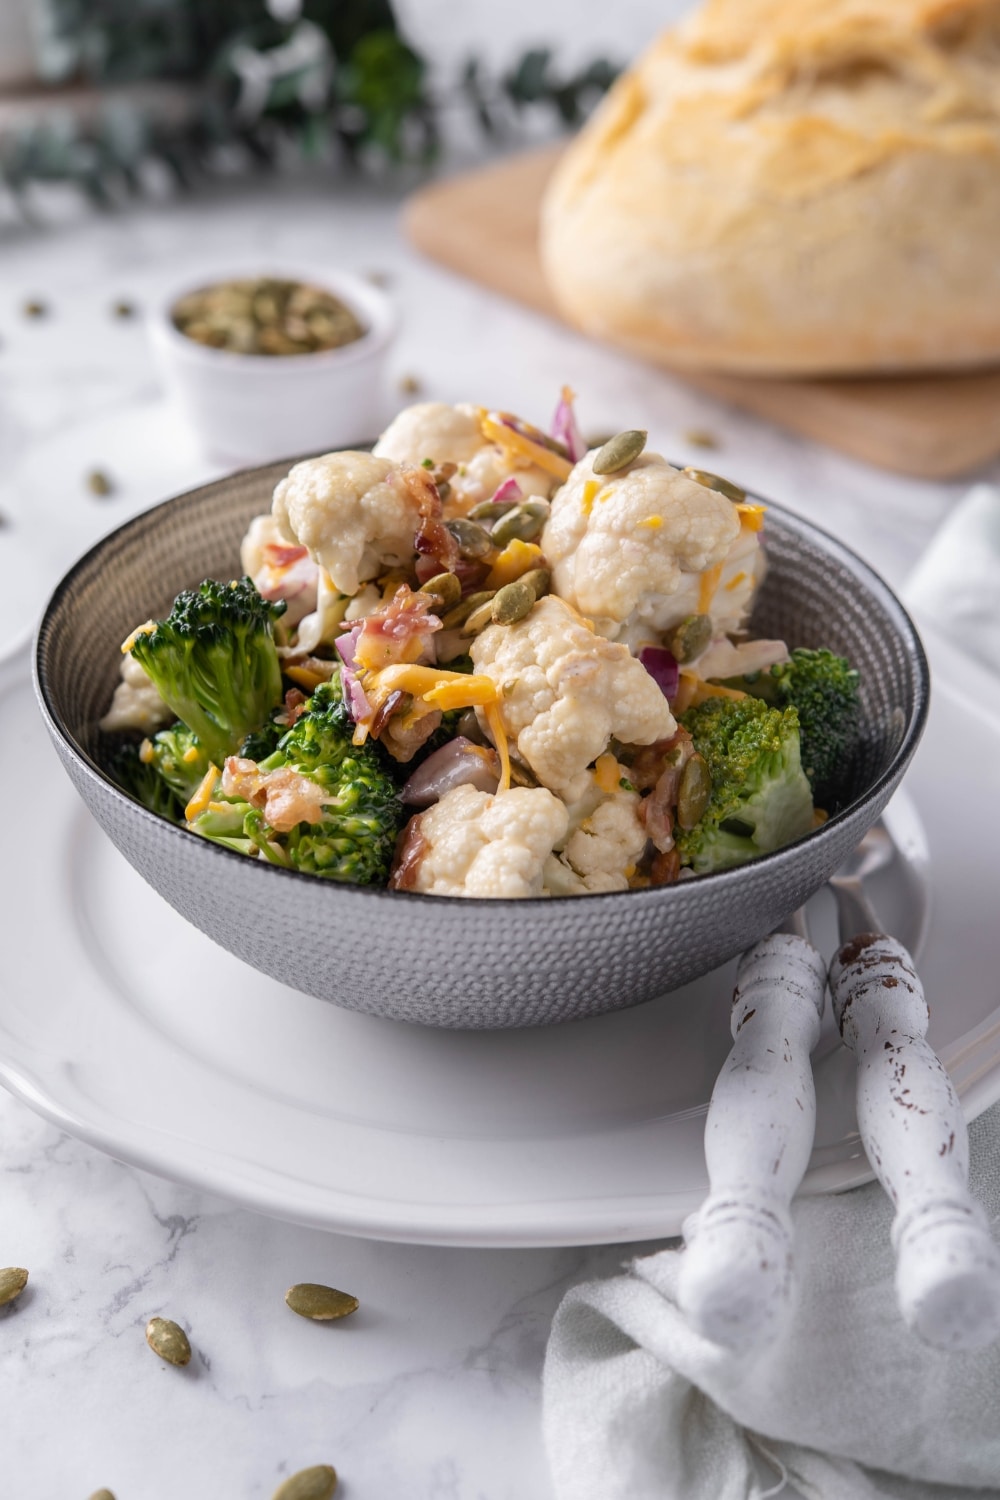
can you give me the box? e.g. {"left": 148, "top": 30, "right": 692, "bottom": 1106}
{"left": 354, "top": 585, "right": 442, "bottom": 673}
{"left": 388, "top": 813, "right": 428, "bottom": 890}
{"left": 400, "top": 464, "right": 460, "bottom": 573}
{"left": 222, "top": 756, "right": 328, "bottom": 833}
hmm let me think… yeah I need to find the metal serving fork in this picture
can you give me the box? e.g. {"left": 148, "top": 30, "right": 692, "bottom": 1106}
{"left": 678, "top": 823, "right": 1000, "bottom": 1353}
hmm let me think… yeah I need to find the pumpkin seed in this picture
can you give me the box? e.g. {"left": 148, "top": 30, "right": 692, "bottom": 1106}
{"left": 418, "top": 572, "right": 462, "bottom": 611}
{"left": 172, "top": 277, "right": 365, "bottom": 356}
{"left": 272, "top": 1465, "right": 338, "bottom": 1500}
{"left": 285, "top": 1284, "right": 359, "bottom": 1321}
{"left": 145, "top": 1316, "right": 192, "bottom": 1366}
{"left": 398, "top": 373, "right": 422, "bottom": 395}
{"left": 441, "top": 591, "right": 493, "bottom": 629}
{"left": 682, "top": 428, "right": 718, "bottom": 450}
{"left": 677, "top": 754, "right": 712, "bottom": 830}
{"left": 492, "top": 579, "right": 535, "bottom": 625}
{"left": 669, "top": 614, "right": 713, "bottom": 664}
{"left": 681, "top": 468, "right": 746, "bottom": 504}
{"left": 23, "top": 299, "right": 47, "bottom": 318}
{"left": 88, "top": 1490, "right": 117, "bottom": 1499}
{"left": 592, "top": 429, "right": 647, "bottom": 475}
{"left": 445, "top": 518, "right": 493, "bottom": 559}
{"left": 112, "top": 300, "right": 135, "bottom": 319}
{"left": 462, "top": 599, "right": 497, "bottom": 636}
{"left": 468, "top": 499, "right": 520, "bottom": 524}
{"left": 518, "top": 567, "right": 550, "bottom": 601}
{"left": 0, "top": 1267, "right": 28, "bottom": 1306}
{"left": 86, "top": 468, "right": 114, "bottom": 498}
{"left": 490, "top": 501, "right": 550, "bottom": 548}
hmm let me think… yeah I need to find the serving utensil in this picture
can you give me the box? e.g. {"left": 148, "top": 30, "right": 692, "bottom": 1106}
{"left": 677, "top": 919, "right": 826, "bottom": 1351}
{"left": 829, "top": 831, "right": 1000, "bottom": 1351}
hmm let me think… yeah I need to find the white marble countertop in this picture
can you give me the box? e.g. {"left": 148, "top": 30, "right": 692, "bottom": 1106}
{"left": 0, "top": 167, "right": 990, "bottom": 1499}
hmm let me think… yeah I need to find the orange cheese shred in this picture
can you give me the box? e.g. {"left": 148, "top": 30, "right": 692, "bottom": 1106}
{"left": 698, "top": 563, "right": 724, "bottom": 615}
{"left": 184, "top": 763, "right": 221, "bottom": 823}
{"left": 481, "top": 414, "right": 573, "bottom": 482}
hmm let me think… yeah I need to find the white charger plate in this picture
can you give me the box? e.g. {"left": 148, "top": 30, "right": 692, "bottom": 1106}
{"left": 1, "top": 625, "right": 998, "bottom": 1247}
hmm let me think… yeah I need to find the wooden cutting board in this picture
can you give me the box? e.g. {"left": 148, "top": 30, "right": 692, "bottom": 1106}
{"left": 404, "top": 145, "right": 1000, "bottom": 480}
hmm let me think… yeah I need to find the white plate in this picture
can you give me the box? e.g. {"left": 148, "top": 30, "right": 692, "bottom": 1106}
{"left": 2, "top": 626, "right": 999, "bottom": 1247}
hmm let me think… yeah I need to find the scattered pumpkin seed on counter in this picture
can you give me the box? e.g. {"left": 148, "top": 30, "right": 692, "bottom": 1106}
{"left": 86, "top": 469, "right": 114, "bottom": 498}
{"left": 272, "top": 1464, "right": 338, "bottom": 1500}
{"left": 0, "top": 1266, "right": 28, "bottom": 1305}
{"left": 88, "top": 1489, "right": 117, "bottom": 1500}
{"left": 285, "top": 1283, "right": 359, "bottom": 1321}
{"left": 171, "top": 278, "right": 366, "bottom": 357}
{"left": 145, "top": 1315, "right": 192, "bottom": 1366}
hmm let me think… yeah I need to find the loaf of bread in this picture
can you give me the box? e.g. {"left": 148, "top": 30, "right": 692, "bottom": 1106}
{"left": 540, "top": 0, "right": 1000, "bottom": 375}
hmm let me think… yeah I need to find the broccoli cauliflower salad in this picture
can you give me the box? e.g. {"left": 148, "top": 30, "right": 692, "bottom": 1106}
{"left": 102, "top": 392, "right": 860, "bottom": 898}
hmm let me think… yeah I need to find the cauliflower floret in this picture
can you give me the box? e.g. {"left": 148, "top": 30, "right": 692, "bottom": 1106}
{"left": 99, "top": 652, "right": 173, "bottom": 734}
{"left": 404, "top": 782, "right": 569, "bottom": 898}
{"left": 272, "top": 451, "right": 418, "bottom": 598}
{"left": 545, "top": 779, "right": 647, "bottom": 894}
{"left": 240, "top": 513, "right": 319, "bottom": 626}
{"left": 374, "top": 401, "right": 555, "bottom": 511}
{"left": 470, "top": 595, "right": 675, "bottom": 800}
{"left": 542, "top": 449, "right": 761, "bottom": 647}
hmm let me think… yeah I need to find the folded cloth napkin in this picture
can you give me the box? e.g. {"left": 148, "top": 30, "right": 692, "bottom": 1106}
{"left": 543, "top": 485, "right": 1000, "bottom": 1500}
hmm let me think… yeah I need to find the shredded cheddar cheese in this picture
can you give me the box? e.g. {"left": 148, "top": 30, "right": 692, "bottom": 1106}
{"left": 698, "top": 563, "right": 724, "bottom": 614}
{"left": 674, "top": 670, "right": 748, "bottom": 713}
{"left": 481, "top": 413, "right": 572, "bottom": 482}
{"left": 182, "top": 744, "right": 202, "bottom": 764}
{"left": 580, "top": 479, "right": 600, "bottom": 516}
{"left": 724, "top": 570, "right": 747, "bottom": 592}
{"left": 184, "top": 763, "right": 220, "bottom": 823}
{"left": 285, "top": 663, "right": 329, "bottom": 691}
{"left": 120, "top": 621, "right": 156, "bottom": 654}
{"left": 637, "top": 515, "right": 663, "bottom": 530}
{"left": 594, "top": 752, "right": 621, "bottom": 794}
{"left": 486, "top": 539, "right": 544, "bottom": 590}
{"left": 483, "top": 700, "right": 511, "bottom": 792}
{"left": 736, "top": 503, "right": 766, "bottom": 531}
{"left": 139, "top": 738, "right": 155, "bottom": 765}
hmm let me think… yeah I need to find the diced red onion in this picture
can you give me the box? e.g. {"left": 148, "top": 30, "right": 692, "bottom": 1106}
{"left": 334, "top": 626, "right": 371, "bottom": 723}
{"left": 639, "top": 646, "right": 680, "bottom": 700}
{"left": 551, "top": 390, "right": 585, "bottom": 463}
{"left": 490, "top": 477, "right": 522, "bottom": 506}
{"left": 401, "top": 737, "right": 501, "bottom": 807}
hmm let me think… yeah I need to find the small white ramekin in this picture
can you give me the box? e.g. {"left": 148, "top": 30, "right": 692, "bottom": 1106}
{"left": 148, "top": 265, "right": 397, "bottom": 464}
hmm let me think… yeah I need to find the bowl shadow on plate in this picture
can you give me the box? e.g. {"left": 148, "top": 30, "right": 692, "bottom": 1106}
{"left": 34, "top": 459, "right": 929, "bottom": 1029}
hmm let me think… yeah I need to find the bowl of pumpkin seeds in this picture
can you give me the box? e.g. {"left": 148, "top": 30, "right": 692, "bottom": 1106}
{"left": 149, "top": 266, "right": 396, "bottom": 464}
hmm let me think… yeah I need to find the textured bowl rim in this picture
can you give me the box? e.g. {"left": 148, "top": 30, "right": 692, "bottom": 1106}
{"left": 34, "top": 459, "right": 931, "bottom": 911}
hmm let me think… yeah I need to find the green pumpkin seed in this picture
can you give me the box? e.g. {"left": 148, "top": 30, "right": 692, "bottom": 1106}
{"left": 491, "top": 579, "right": 536, "bottom": 626}
{"left": 592, "top": 429, "right": 647, "bottom": 475}
{"left": 669, "top": 614, "right": 713, "bottom": 664}
{"left": 145, "top": 1316, "right": 192, "bottom": 1367}
{"left": 272, "top": 1465, "right": 338, "bottom": 1500}
{"left": 88, "top": 1490, "right": 117, "bottom": 1500}
{"left": 468, "top": 499, "right": 520, "bottom": 523}
{"left": 518, "top": 567, "right": 551, "bottom": 600}
{"left": 0, "top": 1267, "right": 28, "bottom": 1306}
{"left": 417, "top": 572, "right": 462, "bottom": 611}
{"left": 681, "top": 468, "right": 746, "bottom": 504}
{"left": 677, "top": 754, "right": 712, "bottom": 831}
{"left": 445, "top": 518, "right": 493, "bottom": 559}
{"left": 489, "top": 501, "right": 550, "bottom": 548}
{"left": 462, "top": 599, "right": 498, "bottom": 636}
{"left": 285, "top": 1284, "right": 359, "bottom": 1322}
{"left": 441, "top": 591, "right": 494, "bottom": 629}
{"left": 86, "top": 468, "right": 114, "bottom": 498}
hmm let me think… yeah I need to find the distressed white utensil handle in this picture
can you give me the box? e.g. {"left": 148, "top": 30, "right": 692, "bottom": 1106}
{"left": 678, "top": 933, "right": 826, "bottom": 1351}
{"left": 830, "top": 932, "right": 1000, "bottom": 1351}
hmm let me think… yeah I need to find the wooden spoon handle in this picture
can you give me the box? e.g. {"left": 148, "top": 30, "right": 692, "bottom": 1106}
{"left": 678, "top": 933, "right": 826, "bottom": 1350}
{"left": 830, "top": 932, "right": 1000, "bottom": 1350}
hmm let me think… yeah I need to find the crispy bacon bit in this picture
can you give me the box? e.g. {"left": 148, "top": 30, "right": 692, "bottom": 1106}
{"left": 380, "top": 706, "right": 443, "bottom": 763}
{"left": 354, "top": 585, "right": 442, "bottom": 673}
{"left": 628, "top": 728, "right": 693, "bottom": 792}
{"left": 370, "top": 688, "right": 407, "bottom": 741}
{"left": 265, "top": 541, "right": 310, "bottom": 568}
{"left": 630, "top": 728, "right": 695, "bottom": 855}
{"left": 222, "top": 756, "right": 328, "bottom": 833}
{"left": 650, "top": 848, "right": 681, "bottom": 885}
{"left": 280, "top": 688, "right": 308, "bottom": 726}
{"left": 401, "top": 464, "right": 460, "bottom": 573}
{"left": 388, "top": 813, "right": 428, "bottom": 890}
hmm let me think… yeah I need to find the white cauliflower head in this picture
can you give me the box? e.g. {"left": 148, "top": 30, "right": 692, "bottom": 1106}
{"left": 545, "top": 777, "right": 647, "bottom": 894}
{"left": 374, "top": 401, "right": 556, "bottom": 511}
{"left": 542, "top": 449, "right": 762, "bottom": 647}
{"left": 239, "top": 512, "right": 318, "bottom": 626}
{"left": 404, "top": 782, "right": 569, "bottom": 898}
{"left": 272, "top": 451, "right": 418, "bottom": 598}
{"left": 99, "top": 652, "right": 173, "bottom": 734}
{"left": 470, "top": 594, "right": 675, "bottom": 800}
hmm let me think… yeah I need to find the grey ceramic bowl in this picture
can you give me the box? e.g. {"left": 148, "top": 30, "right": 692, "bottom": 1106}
{"left": 35, "top": 461, "right": 929, "bottom": 1029}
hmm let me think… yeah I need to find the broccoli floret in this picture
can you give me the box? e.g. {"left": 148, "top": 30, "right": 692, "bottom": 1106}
{"left": 108, "top": 741, "right": 185, "bottom": 823}
{"left": 717, "top": 648, "right": 860, "bottom": 807}
{"left": 191, "top": 680, "right": 403, "bottom": 886}
{"left": 125, "top": 578, "right": 285, "bottom": 767}
{"left": 144, "top": 722, "right": 211, "bottom": 804}
{"left": 675, "top": 696, "right": 814, "bottom": 874}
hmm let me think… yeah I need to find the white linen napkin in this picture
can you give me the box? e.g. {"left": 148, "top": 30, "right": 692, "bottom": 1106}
{"left": 543, "top": 485, "right": 1000, "bottom": 1500}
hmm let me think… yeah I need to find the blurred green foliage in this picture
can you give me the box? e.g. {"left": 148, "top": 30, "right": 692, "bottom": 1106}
{"left": 1, "top": 0, "right": 619, "bottom": 207}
